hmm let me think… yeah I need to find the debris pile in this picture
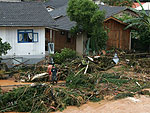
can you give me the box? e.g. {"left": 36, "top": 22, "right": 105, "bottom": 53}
{"left": 0, "top": 48, "right": 150, "bottom": 112}
{"left": 1, "top": 71, "right": 150, "bottom": 112}
{"left": 128, "top": 58, "right": 150, "bottom": 74}
{"left": 0, "top": 83, "right": 101, "bottom": 112}
{"left": 57, "top": 56, "right": 115, "bottom": 80}
{"left": 8, "top": 65, "right": 48, "bottom": 82}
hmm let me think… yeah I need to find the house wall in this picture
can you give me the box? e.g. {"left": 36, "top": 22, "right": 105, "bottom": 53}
{"left": 0, "top": 27, "right": 45, "bottom": 59}
{"left": 104, "top": 19, "right": 131, "bottom": 50}
{"left": 50, "top": 30, "right": 76, "bottom": 52}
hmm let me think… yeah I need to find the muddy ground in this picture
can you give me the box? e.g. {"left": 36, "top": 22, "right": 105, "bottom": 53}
{"left": 53, "top": 95, "right": 150, "bottom": 113}
{"left": 0, "top": 80, "right": 32, "bottom": 92}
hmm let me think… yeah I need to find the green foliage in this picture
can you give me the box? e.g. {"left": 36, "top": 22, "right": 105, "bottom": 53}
{"left": 53, "top": 48, "right": 76, "bottom": 64}
{"left": 66, "top": 73, "right": 129, "bottom": 89}
{"left": 114, "top": 93, "right": 134, "bottom": 100}
{"left": 90, "top": 96, "right": 103, "bottom": 102}
{"left": 124, "top": 0, "right": 150, "bottom": 51}
{"left": 0, "top": 38, "right": 11, "bottom": 56}
{"left": 66, "top": 73, "right": 95, "bottom": 89}
{"left": 67, "top": 0, "right": 108, "bottom": 53}
{"left": 0, "top": 86, "right": 39, "bottom": 112}
{"left": 101, "top": 0, "right": 133, "bottom": 7}
{"left": 0, "top": 85, "right": 89, "bottom": 112}
{"left": 114, "top": 13, "right": 133, "bottom": 22}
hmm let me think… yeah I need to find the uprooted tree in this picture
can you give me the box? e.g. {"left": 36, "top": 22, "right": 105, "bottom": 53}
{"left": 0, "top": 38, "right": 11, "bottom": 57}
{"left": 67, "top": 0, "right": 108, "bottom": 54}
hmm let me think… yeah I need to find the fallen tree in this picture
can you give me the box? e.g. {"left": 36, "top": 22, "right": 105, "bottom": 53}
{"left": 1, "top": 72, "right": 150, "bottom": 112}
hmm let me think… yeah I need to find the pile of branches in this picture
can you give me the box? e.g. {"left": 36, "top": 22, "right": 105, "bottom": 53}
{"left": 127, "top": 58, "right": 150, "bottom": 74}
{"left": 1, "top": 72, "right": 150, "bottom": 112}
{"left": 57, "top": 56, "right": 115, "bottom": 80}
{"left": 0, "top": 83, "right": 102, "bottom": 112}
{"left": 7, "top": 65, "right": 48, "bottom": 82}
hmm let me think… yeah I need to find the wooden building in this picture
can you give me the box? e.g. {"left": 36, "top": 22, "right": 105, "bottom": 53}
{"left": 45, "top": 29, "right": 76, "bottom": 52}
{"left": 104, "top": 17, "right": 131, "bottom": 50}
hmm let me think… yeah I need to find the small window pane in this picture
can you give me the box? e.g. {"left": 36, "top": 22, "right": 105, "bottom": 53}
{"left": 28, "top": 33, "right": 33, "bottom": 42}
{"left": 33, "top": 33, "right": 38, "bottom": 42}
{"left": 19, "top": 34, "right": 23, "bottom": 42}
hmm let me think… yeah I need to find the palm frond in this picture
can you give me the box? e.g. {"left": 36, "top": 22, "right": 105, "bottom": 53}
{"left": 124, "top": 18, "right": 143, "bottom": 23}
{"left": 125, "top": 22, "right": 144, "bottom": 30}
{"left": 136, "top": 0, "right": 147, "bottom": 15}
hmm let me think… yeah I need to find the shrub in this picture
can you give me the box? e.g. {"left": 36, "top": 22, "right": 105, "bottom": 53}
{"left": 53, "top": 48, "right": 76, "bottom": 64}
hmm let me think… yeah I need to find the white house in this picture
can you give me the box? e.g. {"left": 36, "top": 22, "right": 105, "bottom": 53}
{"left": 0, "top": 2, "right": 55, "bottom": 65}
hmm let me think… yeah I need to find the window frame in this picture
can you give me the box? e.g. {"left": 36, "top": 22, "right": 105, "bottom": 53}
{"left": 17, "top": 29, "right": 38, "bottom": 43}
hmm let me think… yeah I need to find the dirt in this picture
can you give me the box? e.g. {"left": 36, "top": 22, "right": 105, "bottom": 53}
{"left": 54, "top": 95, "right": 150, "bottom": 113}
{"left": 0, "top": 80, "right": 66, "bottom": 92}
{"left": 0, "top": 80, "right": 32, "bottom": 92}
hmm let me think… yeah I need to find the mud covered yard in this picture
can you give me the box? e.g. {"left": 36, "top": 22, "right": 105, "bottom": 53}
{"left": 54, "top": 95, "right": 150, "bottom": 113}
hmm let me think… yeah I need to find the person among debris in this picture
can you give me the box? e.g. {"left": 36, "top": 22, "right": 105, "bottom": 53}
{"left": 51, "top": 64, "right": 58, "bottom": 84}
{"left": 47, "top": 62, "right": 53, "bottom": 81}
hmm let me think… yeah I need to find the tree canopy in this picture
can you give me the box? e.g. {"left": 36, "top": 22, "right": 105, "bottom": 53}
{"left": 67, "top": 0, "right": 108, "bottom": 54}
{"left": 0, "top": 38, "right": 11, "bottom": 56}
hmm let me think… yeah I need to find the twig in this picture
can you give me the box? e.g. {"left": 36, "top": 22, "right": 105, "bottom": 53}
{"left": 84, "top": 61, "right": 89, "bottom": 74}
{"left": 16, "top": 86, "right": 29, "bottom": 101}
{"left": 75, "top": 67, "right": 86, "bottom": 76}
{"left": 30, "top": 90, "right": 37, "bottom": 112}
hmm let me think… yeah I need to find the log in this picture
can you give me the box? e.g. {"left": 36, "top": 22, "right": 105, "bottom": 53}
{"left": 31, "top": 73, "right": 48, "bottom": 81}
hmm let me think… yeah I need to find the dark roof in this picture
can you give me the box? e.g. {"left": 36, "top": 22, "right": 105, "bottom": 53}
{"left": 99, "top": 5, "right": 127, "bottom": 18}
{"left": 44, "top": 0, "right": 68, "bottom": 9}
{"left": 0, "top": 2, "right": 55, "bottom": 27}
{"left": 50, "top": 4, "right": 128, "bottom": 31}
{"left": 50, "top": 4, "right": 67, "bottom": 18}
{"left": 52, "top": 16, "right": 76, "bottom": 31}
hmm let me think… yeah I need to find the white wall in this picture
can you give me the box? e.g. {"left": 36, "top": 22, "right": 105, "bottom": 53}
{"left": 0, "top": 27, "right": 45, "bottom": 58}
{"left": 76, "top": 33, "right": 87, "bottom": 55}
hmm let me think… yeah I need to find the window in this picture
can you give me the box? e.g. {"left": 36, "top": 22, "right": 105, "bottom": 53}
{"left": 60, "top": 31, "right": 65, "bottom": 35}
{"left": 67, "top": 32, "right": 71, "bottom": 42}
{"left": 18, "top": 29, "right": 38, "bottom": 43}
